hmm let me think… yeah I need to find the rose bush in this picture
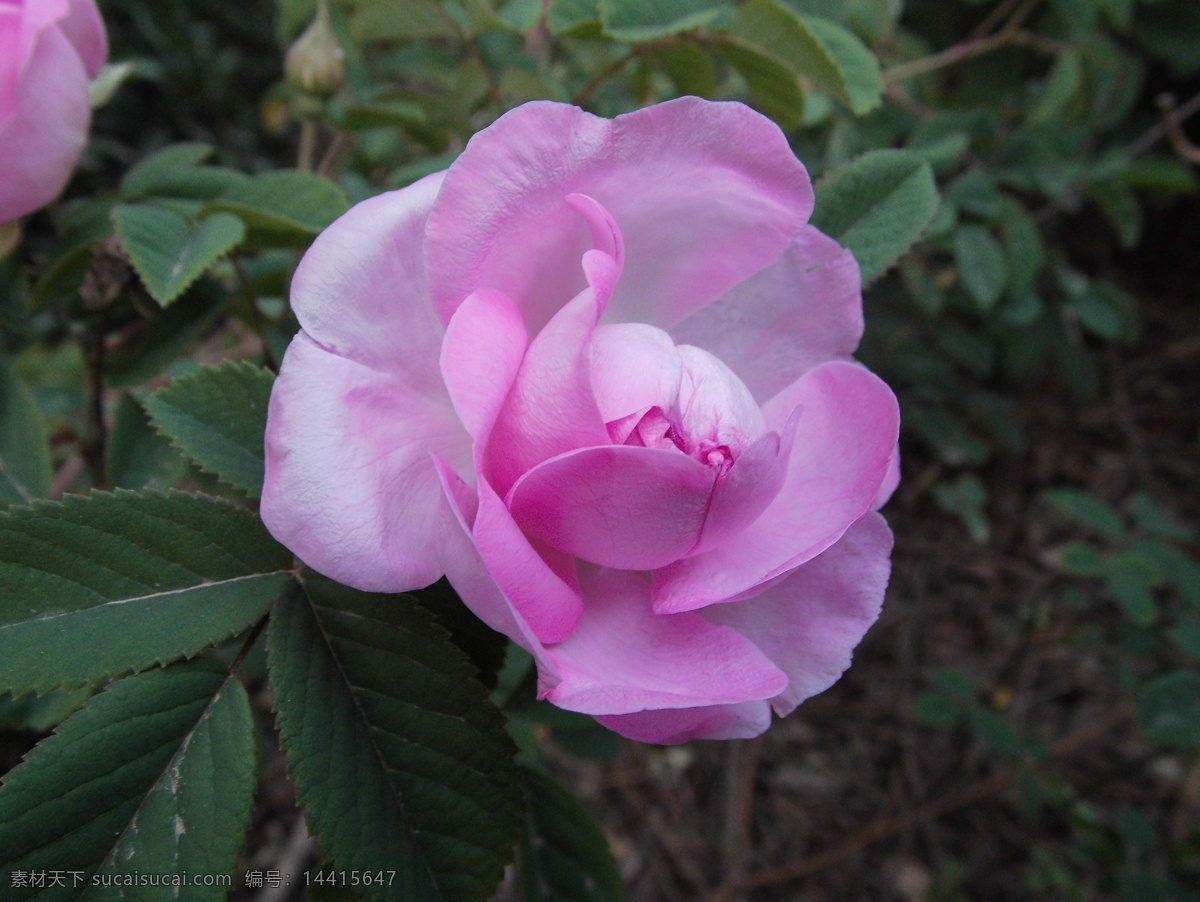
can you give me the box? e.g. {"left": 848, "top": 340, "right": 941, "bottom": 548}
{"left": 262, "top": 98, "right": 901, "bottom": 744}
{"left": 0, "top": 0, "right": 107, "bottom": 224}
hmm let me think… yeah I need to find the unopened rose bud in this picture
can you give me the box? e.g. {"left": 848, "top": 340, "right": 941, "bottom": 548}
{"left": 285, "top": 0, "right": 346, "bottom": 97}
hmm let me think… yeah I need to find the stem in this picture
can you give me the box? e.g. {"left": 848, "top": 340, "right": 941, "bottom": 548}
{"left": 82, "top": 311, "right": 109, "bottom": 489}
{"left": 228, "top": 615, "right": 270, "bottom": 678}
{"left": 297, "top": 118, "right": 319, "bottom": 172}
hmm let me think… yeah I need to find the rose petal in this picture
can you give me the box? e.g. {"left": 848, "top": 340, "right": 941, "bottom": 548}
{"left": 427, "top": 97, "right": 813, "bottom": 334}
{"left": 653, "top": 361, "right": 899, "bottom": 613}
{"left": 675, "top": 344, "right": 765, "bottom": 454}
{"left": 670, "top": 225, "right": 863, "bottom": 402}
{"left": 703, "top": 513, "right": 893, "bottom": 716}
{"left": 289, "top": 174, "right": 448, "bottom": 395}
{"left": 59, "top": 0, "right": 107, "bottom": 76}
{"left": 507, "top": 444, "right": 714, "bottom": 571}
{"left": 440, "top": 287, "right": 528, "bottom": 445}
{"left": 595, "top": 701, "right": 771, "bottom": 744}
{"left": 0, "top": 25, "right": 89, "bottom": 222}
{"left": 874, "top": 444, "right": 901, "bottom": 510}
{"left": 543, "top": 567, "right": 787, "bottom": 715}
{"left": 261, "top": 333, "right": 469, "bottom": 592}
{"left": 589, "top": 323, "right": 682, "bottom": 425}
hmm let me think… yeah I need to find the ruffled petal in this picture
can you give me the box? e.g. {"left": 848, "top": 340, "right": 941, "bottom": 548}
{"left": 261, "top": 333, "right": 470, "bottom": 592}
{"left": 670, "top": 225, "right": 863, "bottom": 402}
{"left": 543, "top": 567, "right": 787, "bottom": 715}
{"left": 507, "top": 444, "right": 714, "bottom": 571}
{"left": 0, "top": 25, "right": 89, "bottom": 222}
{"left": 653, "top": 361, "right": 899, "bottom": 613}
{"left": 289, "top": 174, "right": 449, "bottom": 395}
{"left": 703, "top": 513, "right": 892, "bottom": 716}
{"left": 427, "top": 97, "right": 813, "bottom": 334}
{"left": 595, "top": 701, "right": 771, "bottom": 744}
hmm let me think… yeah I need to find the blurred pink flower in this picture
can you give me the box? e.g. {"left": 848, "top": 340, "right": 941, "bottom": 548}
{"left": 263, "top": 98, "right": 901, "bottom": 744}
{"left": 0, "top": 0, "right": 107, "bottom": 223}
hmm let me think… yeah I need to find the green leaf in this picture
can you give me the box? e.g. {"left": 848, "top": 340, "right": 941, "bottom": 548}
{"left": 518, "top": 767, "right": 624, "bottom": 902}
{"left": 0, "top": 660, "right": 257, "bottom": 899}
{"left": 108, "top": 393, "right": 186, "bottom": 490}
{"left": 932, "top": 472, "right": 990, "bottom": 543}
{"left": 1104, "top": 553, "right": 1160, "bottom": 627}
{"left": 112, "top": 204, "right": 246, "bottom": 306}
{"left": 730, "top": 1, "right": 882, "bottom": 114}
{"left": 953, "top": 225, "right": 1008, "bottom": 312}
{"left": 719, "top": 39, "right": 805, "bottom": 130}
{"left": 1030, "top": 48, "right": 1083, "bottom": 125}
{"left": 656, "top": 42, "right": 719, "bottom": 99}
{"left": 351, "top": 0, "right": 458, "bottom": 41}
{"left": 914, "top": 690, "right": 962, "bottom": 728}
{"left": 1169, "top": 618, "right": 1200, "bottom": 661}
{"left": 810, "top": 149, "right": 939, "bottom": 284}
{"left": 0, "top": 490, "right": 292, "bottom": 696}
{"left": 1138, "top": 670, "right": 1200, "bottom": 749}
{"left": 598, "top": 0, "right": 728, "bottom": 40}
{"left": 144, "top": 362, "right": 275, "bottom": 497}
{"left": 549, "top": 0, "right": 601, "bottom": 35}
{"left": 1043, "top": 488, "right": 1125, "bottom": 539}
{"left": 0, "top": 356, "right": 53, "bottom": 505}
{"left": 1129, "top": 493, "right": 1195, "bottom": 542}
{"left": 998, "top": 197, "right": 1045, "bottom": 300}
{"left": 968, "top": 707, "right": 1023, "bottom": 757}
{"left": 203, "top": 170, "right": 350, "bottom": 249}
{"left": 267, "top": 574, "right": 523, "bottom": 902}
{"left": 121, "top": 143, "right": 248, "bottom": 201}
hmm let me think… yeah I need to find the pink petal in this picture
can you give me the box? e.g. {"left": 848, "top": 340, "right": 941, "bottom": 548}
{"left": 653, "top": 361, "right": 899, "bottom": 613}
{"left": 589, "top": 323, "right": 682, "bottom": 424}
{"left": 0, "top": 25, "right": 88, "bottom": 222}
{"left": 670, "top": 225, "right": 863, "bottom": 402}
{"left": 486, "top": 258, "right": 613, "bottom": 496}
{"left": 543, "top": 567, "right": 787, "bottom": 715}
{"left": 59, "top": 0, "right": 107, "bottom": 76}
{"left": 289, "top": 174, "right": 449, "bottom": 397}
{"left": 873, "top": 444, "right": 901, "bottom": 510}
{"left": 675, "top": 345, "right": 765, "bottom": 454}
{"left": 261, "top": 333, "right": 470, "bottom": 592}
{"left": 703, "top": 513, "right": 893, "bottom": 716}
{"left": 426, "top": 97, "right": 813, "bottom": 334}
{"left": 595, "top": 701, "right": 771, "bottom": 744}
{"left": 691, "top": 420, "right": 794, "bottom": 557}
{"left": 469, "top": 475, "right": 586, "bottom": 644}
{"left": 440, "top": 287, "right": 528, "bottom": 444}
{"left": 507, "top": 444, "right": 714, "bottom": 570}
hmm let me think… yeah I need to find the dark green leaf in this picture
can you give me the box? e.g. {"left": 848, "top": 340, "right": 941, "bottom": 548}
{"left": 730, "top": 1, "right": 882, "bottom": 114}
{"left": 1104, "top": 553, "right": 1160, "bottom": 627}
{"left": 719, "top": 39, "right": 805, "bottom": 130}
{"left": 656, "top": 42, "right": 719, "bottom": 99}
{"left": 1169, "top": 618, "right": 1200, "bottom": 661}
{"left": 1043, "top": 488, "right": 1125, "bottom": 539}
{"left": 953, "top": 225, "right": 1007, "bottom": 312}
{"left": 549, "top": 0, "right": 601, "bottom": 35}
{"left": 203, "top": 171, "right": 350, "bottom": 249}
{"left": 413, "top": 578, "right": 509, "bottom": 691}
{"left": 998, "top": 197, "right": 1045, "bottom": 300}
{"left": 1138, "top": 670, "right": 1200, "bottom": 749}
{"left": 968, "top": 707, "right": 1023, "bottom": 757}
{"left": 1030, "top": 49, "right": 1083, "bottom": 124}
{"left": 0, "top": 356, "right": 52, "bottom": 506}
{"left": 267, "top": 574, "right": 523, "bottom": 902}
{"left": 0, "top": 490, "right": 292, "bottom": 695}
{"left": 144, "top": 361, "right": 275, "bottom": 497}
{"left": 914, "top": 690, "right": 962, "bottom": 728}
{"left": 112, "top": 205, "right": 246, "bottom": 306}
{"left": 351, "top": 0, "right": 458, "bottom": 41}
{"left": 811, "top": 149, "right": 939, "bottom": 284}
{"left": 108, "top": 393, "right": 186, "bottom": 490}
{"left": 121, "top": 143, "right": 248, "bottom": 201}
{"left": 0, "top": 660, "right": 257, "bottom": 899}
{"left": 598, "top": 0, "right": 728, "bottom": 40}
{"left": 518, "top": 767, "right": 624, "bottom": 902}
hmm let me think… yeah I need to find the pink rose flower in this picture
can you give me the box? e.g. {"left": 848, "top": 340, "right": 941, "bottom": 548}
{"left": 262, "top": 98, "right": 901, "bottom": 744}
{"left": 0, "top": 0, "right": 107, "bottom": 224}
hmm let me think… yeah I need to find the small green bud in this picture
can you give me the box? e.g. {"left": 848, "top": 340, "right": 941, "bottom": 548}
{"left": 285, "top": 0, "right": 346, "bottom": 98}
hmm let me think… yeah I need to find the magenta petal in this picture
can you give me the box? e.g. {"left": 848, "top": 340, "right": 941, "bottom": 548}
{"left": 703, "top": 513, "right": 892, "bottom": 716}
{"left": 691, "top": 420, "right": 794, "bottom": 557}
{"left": 427, "top": 97, "right": 813, "bottom": 333}
{"left": 440, "top": 287, "right": 528, "bottom": 444}
{"left": 289, "top": 174, "right": 449, "bottom": 395}
{"left": 507, "top": 444, "right": 714, "bottom": 570}
{"left": 59, "top": 0, "right": 107, "bottom": 76}
{"left": 595, "top": 701, "right": 772, "bottom": 744}
{"left": 653, "top": 361, "right": 899, "bottom": 613}
{"left": 487, "top": 276, "right": 611, "bottom": 496}
{"left": 0, "top": 26, "right": 89, "bottom": 222}
{"left": 471, "top": 475, "right": 586, "bottom": 645}
{"left": 543, "top": 567, "right": 787, "bottom": 715}
{"left": 261, "top": 334, "right": 470, "bottom": 592}
{"left": 670, "top": 225, "right": 863, "bottom": 402}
